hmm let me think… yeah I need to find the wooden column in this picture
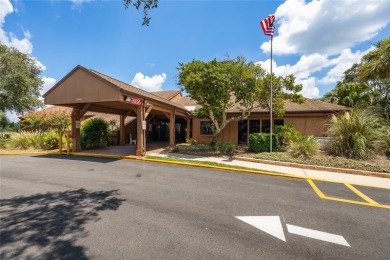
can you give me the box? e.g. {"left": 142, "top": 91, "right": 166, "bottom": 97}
{"left": 186, "top": 117, "right": 190, "bottom": 141}
{"left": 169, "top": 111, "right": 175, "bottom": 147}
{"left": 71, "top": 109, "right": 81, "bottom": 152}
{"left": 119, "top": 115, "right": 125, "bottom": 145}
{"left": 136, "top": 105, "right": 144, "bottom": 156}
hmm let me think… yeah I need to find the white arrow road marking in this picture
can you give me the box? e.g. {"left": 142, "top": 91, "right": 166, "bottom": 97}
{"left": 235, "top": 216, "right": 286, "bottom": 242}
{"left": 287, "top": 224, "right": 350, "bottom": 247}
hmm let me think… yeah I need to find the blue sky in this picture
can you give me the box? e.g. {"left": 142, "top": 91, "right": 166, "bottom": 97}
{"left": 2, "top": 0, "right": 390, "bottom": 121}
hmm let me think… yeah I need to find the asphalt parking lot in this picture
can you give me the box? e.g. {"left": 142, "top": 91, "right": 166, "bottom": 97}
{"left": 1, "top": 155, "right": 389, "bottom": 259}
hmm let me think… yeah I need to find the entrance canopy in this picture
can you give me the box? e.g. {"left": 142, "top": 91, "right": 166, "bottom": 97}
{"left": 44, "top": 65, "right": 190, "bottom": 155}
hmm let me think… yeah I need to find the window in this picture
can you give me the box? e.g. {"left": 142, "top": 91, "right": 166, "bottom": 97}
{"left": 262, "top": 120, "right": 270, "bottom": 133}
{"left": 200, "top": 121, "right": 212, "bottom": 135}
{"left": 249, "top": 120, "right": 260, "bottom": 134}
{"left": 261, "top": 119, "right": 284, "bottom": 133}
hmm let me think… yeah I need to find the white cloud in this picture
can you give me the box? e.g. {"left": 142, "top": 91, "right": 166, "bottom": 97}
{"left": 261, "top": 0, "right": 390, "bottom": 55}
{"left": 0, "top": 0, "right": 33, "bottom": 54}
{"left": 41, "top": 76, "right": 57, "bottom": 96}
{"left": 296, "top": 77, "right": 319, "bottom": 98}
{"left": 70, "top": 0, "right": 94, "bottom": 10}
{"left": 256, "top": 46, "right": 372, "bottom": 98}
{"left": 257, "top": 58, "right": 321, "bottom": 98}
{"left": 131, "top": 72, "right": 167, "bottom": 92}
{"left": 257, "top": 53, "right": 330, "bottom": 79}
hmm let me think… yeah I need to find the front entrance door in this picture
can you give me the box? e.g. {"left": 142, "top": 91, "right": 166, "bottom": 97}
{"left": 238, "top": 120, "right": 248, "bottom": 144}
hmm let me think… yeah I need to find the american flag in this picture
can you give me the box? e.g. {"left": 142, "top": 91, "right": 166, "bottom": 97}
{"left": 260, "top": 14, "right": 275, "bottom": 37}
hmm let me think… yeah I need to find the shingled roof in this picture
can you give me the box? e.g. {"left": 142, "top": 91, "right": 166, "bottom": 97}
{"left": 151, "top": 90, "right": 182, "bottom": 101}
{"left": 87, "top": 68, "right": 188, "bottom": 112}
{"left": 173, "top": 96, "right": 349, "bottom": 114}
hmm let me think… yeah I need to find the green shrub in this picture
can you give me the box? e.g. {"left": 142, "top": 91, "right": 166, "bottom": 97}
{"left": 275, "top": 124, "right": 301, "bottom": 145}
{"left": 288, "top": 136, "right": 319, "bottom": 159}
{"left": 9, "top": 132, "right": 41, "bottom": 149}
{"left": 326, "top": 109, "right": 386, "bottom": 159}
{"left": 186, "top": 138, "right": 198, "bottom": 145}
{"left": 43, "top": 132, "right": 61, "bottom": 149}
{"left": 249, "top": 133, "right": 279, "bottom": 153}
{"left": 0, "top": 133, "right": 11, "bottom": 148}
{"left": 47, "top": 111, "right": 71, "bottom": 133}
{"left": 215, "top": 141, "right": 237, "bottom": 155}
{"left": 81, "top": 118, "right": 110, "bottom": 149}
{"left": 0, "top": 139, "right": 7, "bottom": 148}
{"left": 177, "top": 144, "right": 215, "bottom": 152}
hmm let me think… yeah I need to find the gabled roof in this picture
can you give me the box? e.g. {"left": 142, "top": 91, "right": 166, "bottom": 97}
{"left": 227, "top": 98, "right": 350, "bottom": 114}
{"left": 44, "top": 65, "right": 188, "bottom": 113}
{"left": 151, "top": 90, "right": 182, "bottom": 101}
{"left": 87, "top": 68, "right": 188, "bottom": 111}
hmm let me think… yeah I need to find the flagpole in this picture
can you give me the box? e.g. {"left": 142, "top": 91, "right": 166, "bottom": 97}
{"left": 270, "top": 35, "right": 273, "bottom": 153}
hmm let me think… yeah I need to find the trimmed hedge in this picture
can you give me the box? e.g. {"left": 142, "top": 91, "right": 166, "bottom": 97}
{"left": 249, "top": 133, "right": 279, "bottom": 153}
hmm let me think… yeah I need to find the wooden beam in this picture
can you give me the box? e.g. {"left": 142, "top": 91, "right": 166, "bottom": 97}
{"left": 79, "top": 103, "right": 91, "bottom": 118}
{"left": 152, "top": 104, "right": 175, "bottom": 114}
{"left": 169, "top": 111, "right": 175, "bottom": 146}
{"left": 145, "top": 105, "right": 154, "bottom": 119}
{"left": 186, "top": 117, "right": 190, "bottom": 141}
{"left": 162, "top": 112, "right": 171, "bottom": 119}
{"left": 136, "top": 106, "right": 144, "bottom": 156}
{"left": 71, "top": 108, "right": 81, "bottom": 152}
{"left": 119, "top": 115, "right": 125, "bottom": 145}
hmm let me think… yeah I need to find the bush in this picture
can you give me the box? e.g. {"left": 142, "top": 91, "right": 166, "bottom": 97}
{"left": 177, "top": 144, "right": 215, "bottom": 152}
{"left": 274, "top": 124, "right": 301, "bottom": 151}
{"left": 288, "top": 136, "right": 319, "bottom": 159}
{"left": 81, "top": 118, "right": 110, "bottom": 149}
{"left": 43, "top": 132, "right": 61, "bottom": 149}
{"left": 215, "top": 141, "right": 236, "bottom": 155}
{"left": 9, "top": 132, "right": 42, "bottom": 149}
{"left": 186, "top": 138, "right": 198, "bottom": 145}
{"left": 47, "top": 111, "right": 71, "bottom": 133}
{"left": 249, "top": 133, "right": 279, "bottom": 153}
{"left": 326, "top": 109, "right": 386, "bottom": 159}
{"left": 275, "top": 124, "right": 301, "bottom": 145}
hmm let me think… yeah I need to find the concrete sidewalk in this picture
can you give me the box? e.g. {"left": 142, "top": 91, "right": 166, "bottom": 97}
{"left": 149, "top": 153, "right": 390, "bottom": 189}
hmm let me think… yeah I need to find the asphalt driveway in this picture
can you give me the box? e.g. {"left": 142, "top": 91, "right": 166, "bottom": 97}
{"left": 1, "top": 155, "right": 389, "bottom": 259}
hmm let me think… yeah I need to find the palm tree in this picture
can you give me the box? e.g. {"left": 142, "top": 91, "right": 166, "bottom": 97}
{"left": 358, "top": 37, "right": 390, "bottom": 82}
{"left": 321, "top": 82, "right": 376, "bottom": 108}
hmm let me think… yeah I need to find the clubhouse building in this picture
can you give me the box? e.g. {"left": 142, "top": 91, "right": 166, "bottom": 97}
{"left": 44, "top": 65, "right": 349, "bottom": 155}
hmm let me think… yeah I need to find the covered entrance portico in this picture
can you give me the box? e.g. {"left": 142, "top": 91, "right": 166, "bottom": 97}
{"left": 43, "top": 65, "right": 190, "bottom": 156}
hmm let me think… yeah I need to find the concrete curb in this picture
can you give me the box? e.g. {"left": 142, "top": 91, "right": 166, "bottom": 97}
{"left": 0, "top": 151, "right": 60, "bottom": 156}
{"left": 58, "top": 152, "right": 390, "bottom": 188}
{"left": 1, "top": 151, "right": 389, "bottom": 189}
{"left": 234, "top": 156, "right": 390, "bottom": 179}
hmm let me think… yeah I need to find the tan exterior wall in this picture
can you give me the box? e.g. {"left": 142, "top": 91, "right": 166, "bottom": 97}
{"left": 192, "top": 113, "right": 330, "bottom": 145}
{"left": 45, "top": 69, "right": 120, "bottom": 105}
{"left": 192, "top": 119, "right": 213, "bottom": 144}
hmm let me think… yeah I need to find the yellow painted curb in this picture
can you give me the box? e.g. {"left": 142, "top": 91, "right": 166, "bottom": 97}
{"left": 68, "top": 152, "right": 390, "bottom": 190}
{"left": 2, "top": 151, "right": 390, "bottom": 191}
{"left": 0, "top": 151, "right": 60, "bottom": 156}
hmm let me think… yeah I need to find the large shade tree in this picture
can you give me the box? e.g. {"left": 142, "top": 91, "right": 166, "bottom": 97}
{"left": 178, "top": 57, "right": 303, "bottom": 143}
{"left": 0, "top": 45, "right": 43, "bottom": 114}
{"left": 123, "top": 0, "right": 159, "bottom": 26}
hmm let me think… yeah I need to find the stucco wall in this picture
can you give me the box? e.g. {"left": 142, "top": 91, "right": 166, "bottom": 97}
{"left": 192, "top": 113, "right": 330, "bottom": 145}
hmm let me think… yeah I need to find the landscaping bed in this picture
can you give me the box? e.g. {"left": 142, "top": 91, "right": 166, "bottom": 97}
{"left": 173, "top": 144, "right": 390, "bottom": 174}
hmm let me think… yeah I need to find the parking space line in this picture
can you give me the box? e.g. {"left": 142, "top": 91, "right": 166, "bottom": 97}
{"left": 307, "top": 180, "right": 390, "bottom": 209}
{"left": 344, "top": 183, "right": 380, "bottom": 205}
{"left": 307, "top": 179, "right": 326, "bottom": 198}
